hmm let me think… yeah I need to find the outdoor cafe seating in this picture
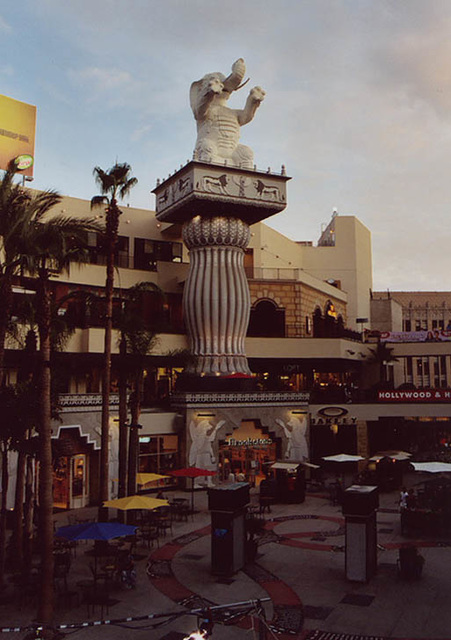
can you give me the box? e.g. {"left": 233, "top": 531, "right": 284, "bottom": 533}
{"left": 401, "top": 477, "right": 451, "bottom": 536}
{"left": 169, "top": 497, "right": 190, "bottom": 521}
{"left": 137, "top": 523, "right": 160, "bottom": 549}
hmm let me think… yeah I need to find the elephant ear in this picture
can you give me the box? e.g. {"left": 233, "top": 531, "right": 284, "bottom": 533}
{"left": 190, "top": 80, "right": 203, "bottom": 117}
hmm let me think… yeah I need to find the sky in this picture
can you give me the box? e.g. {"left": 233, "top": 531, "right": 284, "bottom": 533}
{"left": 1, "top": 0, "right": 451, "bottom": 292}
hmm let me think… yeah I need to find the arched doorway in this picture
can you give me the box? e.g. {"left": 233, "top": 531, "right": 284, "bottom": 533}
{"left": 248, "top": 299, "right": 285, "bottom": 337}
{"left": 52, "top": 426, "right": 94, "bottom": 509}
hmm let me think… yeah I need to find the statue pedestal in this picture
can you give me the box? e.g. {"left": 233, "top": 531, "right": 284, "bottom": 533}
{"left": 153, "top": 162, "right": 289, "bottom": 380}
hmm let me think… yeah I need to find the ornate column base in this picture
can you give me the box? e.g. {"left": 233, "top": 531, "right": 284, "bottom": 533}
{"left": 182, "top": 216, "right": 252, "bottom": 379}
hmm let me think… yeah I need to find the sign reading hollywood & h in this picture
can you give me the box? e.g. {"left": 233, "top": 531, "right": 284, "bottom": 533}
{"left": 379, "top": 389, "right": 451, "bottom": 403}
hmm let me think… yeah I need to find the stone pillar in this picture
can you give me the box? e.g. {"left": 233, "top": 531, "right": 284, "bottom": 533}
{"left": 182, "top": 216, "right": 251, "bottom": 376}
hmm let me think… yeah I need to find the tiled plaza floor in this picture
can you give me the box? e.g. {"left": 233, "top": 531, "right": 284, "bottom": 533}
{"left": 1, "top": 474, "right": 451, "bottom": 640}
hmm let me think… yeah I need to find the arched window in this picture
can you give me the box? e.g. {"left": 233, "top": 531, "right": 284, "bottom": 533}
{"left": 248, "top": 299, "right": 285, "bottom": 337}
{"left": 324, "top": 300, "right": 338, "bottom": 337}
{"left": 313, "top": 307, "right": 324, "bottom": 338}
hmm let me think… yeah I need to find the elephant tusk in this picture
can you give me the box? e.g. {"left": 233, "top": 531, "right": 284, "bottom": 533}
{"left": 235, "top": 77, "right": 250, "bottom": 91}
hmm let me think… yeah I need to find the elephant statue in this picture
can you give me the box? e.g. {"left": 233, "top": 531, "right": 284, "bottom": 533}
{"left": 190, "top": 58, "right": 265, "bottom": 169}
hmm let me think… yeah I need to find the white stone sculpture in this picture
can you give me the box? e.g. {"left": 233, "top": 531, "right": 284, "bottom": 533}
{"left": 189, "top": 418, "right": 225, "bottom": 486}
{"left": 190, "top": 58, "right": 265, "bottom": 168}
{"left": 276, "top": 415, "right": 309, "bottom": 462}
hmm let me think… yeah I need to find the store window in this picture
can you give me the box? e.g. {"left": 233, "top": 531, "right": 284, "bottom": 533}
{"left": 218, "top": 420, "right": 277, "bottom": 487}
{"left": 139, "top": 434, "right": 179, "bottom": 476}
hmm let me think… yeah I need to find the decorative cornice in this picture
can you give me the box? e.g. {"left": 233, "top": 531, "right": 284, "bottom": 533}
{"left": 170, "top": 391, "right": 309, "bottom": 408}
{"left": 58, "top": 393, "right": 122, "bottom": 413}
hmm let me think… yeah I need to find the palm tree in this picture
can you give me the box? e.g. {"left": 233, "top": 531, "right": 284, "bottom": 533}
{"left": 0, "top": 162, "right": 36, "bottom": 387}
{"left": 10, "top": 289, "right": 82, "bottom": 573}
{"left": 116, "top": 282, "right": 163, "bottom": 496}
{"left": 368, "top": 341, "right": 399, "bottom": 387}
{"left": 19, "top": 204, "right": 101, "bottom": 626}
{"left": 91, "top": 163, "right": 137, "bottom": 519}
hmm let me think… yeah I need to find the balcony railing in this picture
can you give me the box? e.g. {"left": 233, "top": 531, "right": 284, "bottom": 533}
{"left": 58, "top": 393, "right": 120, "bottom": 412}
{"left": 245, "top": 266, "right": 302, "bottom": 281}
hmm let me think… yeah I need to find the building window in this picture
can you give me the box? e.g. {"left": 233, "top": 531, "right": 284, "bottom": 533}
{"left": 432, "top": 319, "right": 445, "bottom": 330}
{"left": 248, "top": 299, "right": 285, "bottom": 337}
{"left": 87, "top": 232, "right": 130, "bottom": 268}
{"left": 404, "top": 319, "right": 411, "bottom": 331}
{"left": 406, "top": 357, "right": 413, "bottom": 376}
{"left": 416, "top": 359, "right": 423, "bottom": 376}
{"left": 134, "top": 238, "right": 183, "bottom": 270}
{"left": 139, "top": 434, "right": 178, "bottom": 475}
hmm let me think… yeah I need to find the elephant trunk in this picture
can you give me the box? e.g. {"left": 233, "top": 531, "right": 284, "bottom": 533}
{"left": 223, "top": 58, "right": 247, "bottom": 93}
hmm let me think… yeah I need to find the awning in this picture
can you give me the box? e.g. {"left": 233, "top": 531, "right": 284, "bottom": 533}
{"left": 271, "top": 461, "right": 321, "bottom": 471}
{"left": 271, "top": 462, "right": 301, "bottom": 471}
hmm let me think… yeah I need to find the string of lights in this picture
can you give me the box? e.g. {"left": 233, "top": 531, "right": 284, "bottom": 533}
{"left": 0, "top": 597, "right": 271, "bottom": 639}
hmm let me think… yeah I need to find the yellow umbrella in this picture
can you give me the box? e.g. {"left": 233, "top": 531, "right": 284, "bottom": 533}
{"left": 136, "top": 473, "right": 170, "bottom": 486}
{"left": 103, "top": 495, "right": 169, "bottom": 511}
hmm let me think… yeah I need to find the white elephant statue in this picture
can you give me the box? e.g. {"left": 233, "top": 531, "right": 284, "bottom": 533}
{"left": 190, "top": 58, "right": 265, "bottom": 169}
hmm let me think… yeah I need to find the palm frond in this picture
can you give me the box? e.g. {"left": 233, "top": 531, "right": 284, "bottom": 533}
{"left": 90, "top": 195, "right": 108, "bottom": 209}
{"left": 92, "top": 162, "right": 137, "bottom": 204}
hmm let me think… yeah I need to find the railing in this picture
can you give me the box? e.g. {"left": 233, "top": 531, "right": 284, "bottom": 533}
{"left": 58, "top": 393, "right": 120, "bottom": 411}
{"left": 245, "top": 266, "right": 303, "bottom": 281}
{"left": 171, "top": 391, "right": 310, "bottom": 406}
{"left": 284, "top": 323, "right": 362, "bottom": 341}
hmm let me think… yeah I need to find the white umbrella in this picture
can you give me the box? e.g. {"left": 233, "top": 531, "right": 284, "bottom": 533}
{"left": 377, "top": 450, "right": 412, "bottom": 460}
{"left": 322, "top": 454, "right": 365, "bottom": 463}
{"left": 369, "top": 453, "right": 411, "bottom": 462}
{"left": 410, "top": 462, "right": 451, "bottom": 473}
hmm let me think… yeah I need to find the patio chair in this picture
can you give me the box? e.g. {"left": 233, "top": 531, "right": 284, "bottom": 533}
{"left": 138, "top": 525, "right": 160, "bottom": 549}
{"left": 397, "top": 546, "right": 424, "bottom": 580}
{"left": 155, "top": 507, "right": 173, "bottom": 536}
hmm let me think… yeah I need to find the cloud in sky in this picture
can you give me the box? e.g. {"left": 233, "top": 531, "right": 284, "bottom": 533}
{"left": 0, "top": 15, "right": 11, "bottom": 32}
{"left": 1, "top": 1, "right": 451, "bottom": 291}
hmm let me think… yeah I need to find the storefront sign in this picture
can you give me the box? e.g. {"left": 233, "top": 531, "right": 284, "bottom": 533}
{"left": 371, "top": 330, "right": 451, "bottom": 343}
{"left": 378, "top": 389, "right": 451, "bottom": 402}
{"left": 311, "top": 406, "right": 357, "bottom": 426}
{"left": 311, "top": 416, "right": 357, "bottom": 426}
{"left": 226, "top": 437, "right": 272, "bottom": 447}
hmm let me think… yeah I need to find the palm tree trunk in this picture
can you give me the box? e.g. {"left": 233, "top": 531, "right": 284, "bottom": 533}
{"left": 118, "top": 335, "right": 128, "bottom": 501}
{"left": 127, "top": 368, "right": 143, "bottom": 497}
{"left": 0, "top": 444, "right": 9, "bottom": 588}
{"left": 13, "top": 447, "right": 26, "bottom": 573}
{"left": 23, "top": 453, "right": 35, "bottom": 574}
{"left": 36, "top": 274, "right": 54, "bottom": 626}
{"left": 99, "top": 204, "right": 120, "bottom": 521}
{"left": 0, "top": 273, "right": 13, "bottom": 388}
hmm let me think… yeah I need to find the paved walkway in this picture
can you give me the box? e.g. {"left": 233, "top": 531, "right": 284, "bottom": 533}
{"left": 1, "top": 475, "right": 451, "bottom": 640}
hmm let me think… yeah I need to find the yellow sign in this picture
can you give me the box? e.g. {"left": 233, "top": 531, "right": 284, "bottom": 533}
{"left": 0, "top": 94, "right": 36, "bottom": 176}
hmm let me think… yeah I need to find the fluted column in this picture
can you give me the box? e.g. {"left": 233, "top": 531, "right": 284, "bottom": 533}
{"left": 182, "top": 216, "right": 251, "bottom": 376}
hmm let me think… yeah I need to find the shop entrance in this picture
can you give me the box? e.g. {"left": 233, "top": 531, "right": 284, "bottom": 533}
{"left": 218, "top": 420, "right": 279, "bottom": 487}
{"left": 53, "top": 453, "right": 89, "bottom": 509}
{"left": 52, "top": 427, "right": 92, "bottom": 510}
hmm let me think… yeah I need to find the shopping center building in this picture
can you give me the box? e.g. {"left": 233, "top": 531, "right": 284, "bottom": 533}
{"left": 4, "top": 191, "right": 451, "bottom": 509}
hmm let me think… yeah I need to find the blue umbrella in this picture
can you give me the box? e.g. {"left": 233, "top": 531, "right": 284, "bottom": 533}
{"left": 55, "top": 521, "right": 137, "bottom": 541}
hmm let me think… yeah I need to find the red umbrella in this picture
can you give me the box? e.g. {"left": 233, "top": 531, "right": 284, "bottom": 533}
{"left": 169, "top": 467, "right": 216, "bottom": 512}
